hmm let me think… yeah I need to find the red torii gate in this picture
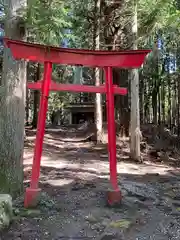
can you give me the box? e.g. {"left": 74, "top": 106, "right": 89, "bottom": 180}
{"left": 4, "top": 38, "right": 150, "bottom": 208}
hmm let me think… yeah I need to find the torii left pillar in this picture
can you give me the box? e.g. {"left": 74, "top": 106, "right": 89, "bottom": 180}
{"left": 25, "top": 62, "right": 52, "bottom": 207}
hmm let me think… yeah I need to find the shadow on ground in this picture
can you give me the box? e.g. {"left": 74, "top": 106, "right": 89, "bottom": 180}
{"left": 2, "top": 165, "right": 180, "bottom": 240}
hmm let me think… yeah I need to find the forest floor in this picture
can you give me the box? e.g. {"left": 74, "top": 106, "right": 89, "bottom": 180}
{"left": 2, "top": 127, "right": 180, "bottom": 240}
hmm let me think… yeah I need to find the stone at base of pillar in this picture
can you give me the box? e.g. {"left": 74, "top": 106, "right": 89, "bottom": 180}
{"left": 107, "top": 188, "right": 122, "bottom": 207}
{"left": 24, "top": 187, "right": 41, "bottom": 208}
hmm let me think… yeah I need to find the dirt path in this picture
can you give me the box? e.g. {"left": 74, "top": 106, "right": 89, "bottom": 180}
{"left": 2, "top": 131, "right": 180, "bottom": 240}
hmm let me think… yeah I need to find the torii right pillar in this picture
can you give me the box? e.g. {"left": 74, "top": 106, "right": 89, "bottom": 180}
{"left": 105, "top": 66, "right": 121, "bottom": 206}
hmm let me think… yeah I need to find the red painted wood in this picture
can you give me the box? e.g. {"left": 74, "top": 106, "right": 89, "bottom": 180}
{"left": 5, "top": 37, "right": 151, "bottom": 208}
{"left": 4, "top": 38, "right": 150, "bottom": 68}
{"left": 105, "top": 67, "right": 119, "bottom": 191}
{"left": 30, "top": 62, "right": 52, "bottom": 189}
{"left": 27, "top": 81, "right": 127, "bottom": 95}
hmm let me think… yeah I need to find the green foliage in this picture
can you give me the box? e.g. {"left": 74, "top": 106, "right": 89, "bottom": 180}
{"left": 26, "top": 0, "right": 72, "bottom": 45}
{"left": 2, "top": 0, "right": 180, "bottom": 127}
{"left": 71, "top": 0, "right": 95, "bottom": 48}
{"left": 28, "top": 0, "right": 180, "bottom": 126}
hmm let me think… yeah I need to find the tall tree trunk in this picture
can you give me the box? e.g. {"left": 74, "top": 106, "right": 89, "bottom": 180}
{"left": 32, "top": 63, "right": 40, "bottom": 128}
{"left": 139, "top": 72, "right": 144, "bottom": 124}
{"left": 114, "top": 69, "right": 130, "bottom": 137}
{"left": 172, "top": 79, "right": 177, "bottom": 131}
{"left": 152, "top": 88, "right": 158, "bottom": 124}
{"left": 144, "top": 78, "right": 150, "bottom": 123}
{"left": 152, "top": 41, "right": 159, "bottom": 125}
{"left": 102, "top": 1, "right": 130, "bottom": 137}
{"left": 158, "top": 88, "right": 161, "bottom": 124}
{"left": 94, "top": 0, "right": 103, "bottom": 142}
{"left": 167, "top": 72, "right": 172, "bottom": 128}
{"left": 161, "top": 75, "right": 165, "bottom": 124}
{"left": 0, "top": 0, "right": 27, "bottom": 196}
{"left": 176, "top": 0, "right": 180, "bottom": 136}
{"left": 25, "top": 88, "right": 30, "bottom": 125}
{"left": 178, "top": 75, "right": 180, "bottom": 136}
{"left": 130, "top": 1, "right": 141, "bottom": 161}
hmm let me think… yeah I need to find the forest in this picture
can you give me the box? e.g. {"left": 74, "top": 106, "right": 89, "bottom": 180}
{"left": 1, "top": 0, "right": 180, "bottom": 239}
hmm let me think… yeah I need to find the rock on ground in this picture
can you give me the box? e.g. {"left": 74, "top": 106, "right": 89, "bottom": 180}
{"left": 0, "top": 194, "right": 13, "bottom": 231}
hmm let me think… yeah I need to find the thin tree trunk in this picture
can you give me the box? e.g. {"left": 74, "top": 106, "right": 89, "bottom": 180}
{"left": 158, "top": 87, "right": 161, "bottom": 124}
{"left": 94, "top": 0, "right": 103, "bottom": 142}
{"left": 178, "top": 75, "right": 180, "bottom": 136}
{"left": 152, "top": 88, "right": 158, "bottom": 124}
{"left": 152, "top": 41, "right": 159, "bottom": 125}
{"left": 168, "top": 72, "right": 172, "bottom": 128}
{"left": 139, "top": 72, "right": 144, "bottom": 124}
{"left": 25, "top": 88, "right": 30, "bottom": 125}
{"left": 176, "top": 0, "right": 180, "bottom": 136}
{"left": 32, "top": 63, "right": 40, "bottom": 128}
{"left": 130, "top": 1, "right": 141, "bottom": 161}
{"left": 0, "top": 0, "right": 27, "bottom": 196}
{"left": 161, "top": 76, "right": 165, "bottom": 123}
{"left": 172, "top": 79, "right": 177, "bottom": 131}
{"left": 144, "top": 79, "right": 150, "bottom": 123}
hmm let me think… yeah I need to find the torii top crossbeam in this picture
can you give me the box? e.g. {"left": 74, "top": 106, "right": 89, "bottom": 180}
{"left": 4, "top": 38, "right": 150, "bottom": 68}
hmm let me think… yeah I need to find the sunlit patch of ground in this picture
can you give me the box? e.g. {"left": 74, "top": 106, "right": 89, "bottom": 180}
{"left": 23, "top": 131, "right": 176, "bottom": 185}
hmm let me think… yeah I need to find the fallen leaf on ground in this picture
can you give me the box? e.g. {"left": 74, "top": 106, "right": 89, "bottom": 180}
{"left": 109, "top": 219, "right": 131, "bottom": 229}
